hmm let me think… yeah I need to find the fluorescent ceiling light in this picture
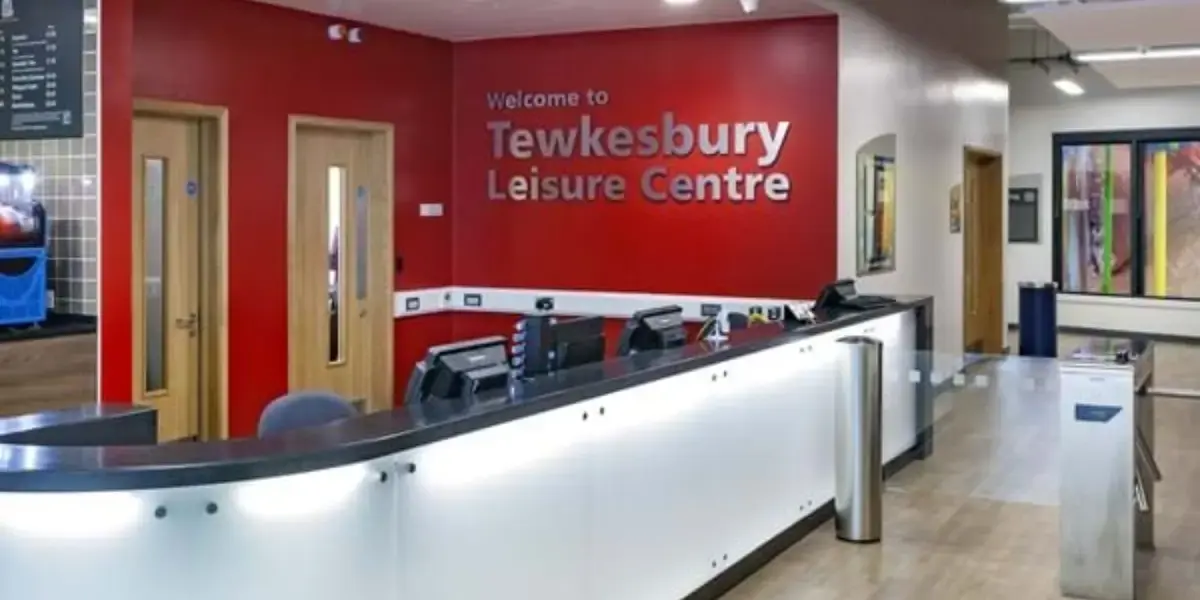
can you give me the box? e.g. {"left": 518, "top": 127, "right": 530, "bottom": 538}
{"left": 1146, "top": 47, "right": 1200, "bottom": 60}
{"left": 1053, "top": 78, "right": 1085, "bottom": 96}
{"left": 1076, "top": 49, "right": 1146, "bottom": 63}
{"left": 1077, "top": 46, "right": 1200, "bottom": 63}
{"left": 663, "top": 0, "right": 700, "bottom": 5}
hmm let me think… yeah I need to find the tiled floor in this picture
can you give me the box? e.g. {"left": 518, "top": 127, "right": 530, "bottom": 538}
{"left": 723, "top": 340, "right": 1200, "bottom": 600}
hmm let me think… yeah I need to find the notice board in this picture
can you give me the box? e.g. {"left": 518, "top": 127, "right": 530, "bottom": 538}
{"left": 0, "top": 0, "right": 83, "bottom": 140}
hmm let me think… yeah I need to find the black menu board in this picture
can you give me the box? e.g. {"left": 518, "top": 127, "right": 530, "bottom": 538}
{"left": 0, "top": 0, "right": 83, "bottom": 140}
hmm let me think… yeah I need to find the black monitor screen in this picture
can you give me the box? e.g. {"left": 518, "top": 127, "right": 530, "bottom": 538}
{"left": 551, "top": 316, "right": 606, "bottom": 371}
{"left": 814, "top": 279, "right": 858, "bottom": 311}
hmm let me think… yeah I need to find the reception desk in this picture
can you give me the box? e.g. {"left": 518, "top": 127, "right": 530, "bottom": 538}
{"left": 0, "top": 297, "right": 932, "bottom": 600}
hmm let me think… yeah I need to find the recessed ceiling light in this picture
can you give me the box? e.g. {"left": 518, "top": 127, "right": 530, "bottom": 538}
{"left": 1053, "top": 78, "right": 1085, "bottom": 96}
{"left": 663, "top": 0, "right": 701, "bottom": 5}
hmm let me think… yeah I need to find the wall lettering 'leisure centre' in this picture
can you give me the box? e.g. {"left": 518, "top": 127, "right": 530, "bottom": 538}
{"left": 485, "top": 89, "right": 792, "bottom": 204}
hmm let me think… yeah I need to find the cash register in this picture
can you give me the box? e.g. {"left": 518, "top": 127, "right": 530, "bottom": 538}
{"left": 813, "top": 279, "right": 895, "bottom": 315}
{"left": 404, "top": 337, "right": 511, "bottom": 404}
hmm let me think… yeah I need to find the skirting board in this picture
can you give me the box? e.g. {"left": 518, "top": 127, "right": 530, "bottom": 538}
{"left": 392, "top": 286, "right": 806, "bottom": 322}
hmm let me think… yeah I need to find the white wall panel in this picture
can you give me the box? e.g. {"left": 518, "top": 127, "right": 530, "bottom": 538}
{"left": 834, "top": 6, "right": 1008, "bottom": 373}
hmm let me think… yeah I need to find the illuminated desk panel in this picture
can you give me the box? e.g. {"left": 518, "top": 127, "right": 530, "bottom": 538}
{"left": 0, "top": 298, "right": 932, "bottom": 600}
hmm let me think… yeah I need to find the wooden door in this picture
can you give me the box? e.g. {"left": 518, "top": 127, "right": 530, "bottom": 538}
{"left": 963, "top": 148, "right": 1005, "bottom": 355}
{"left": 289, "top": 123, "right": 392, "bottom": 412}
{"left": 132, "top": 114, "right": 202, "bottom": 441}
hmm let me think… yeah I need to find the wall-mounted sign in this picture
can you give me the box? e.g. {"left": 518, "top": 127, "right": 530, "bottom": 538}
{"left": 484, "top": 88, "right": 792, "bottom": 205}
{"left": 0, "top": 0, "right": 84, "bottom": 140}
{"left": 1008, "top": 186, "right": 1039, "bottom": 243}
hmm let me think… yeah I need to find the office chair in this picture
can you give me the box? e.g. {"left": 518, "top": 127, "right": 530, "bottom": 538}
{"left": 257, "top": 390, "right": 359, "bottom": 438}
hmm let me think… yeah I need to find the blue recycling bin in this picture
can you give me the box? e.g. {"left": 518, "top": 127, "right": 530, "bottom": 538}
{"left": 1018, "top": 282, "right": 1057, "bottom": 358}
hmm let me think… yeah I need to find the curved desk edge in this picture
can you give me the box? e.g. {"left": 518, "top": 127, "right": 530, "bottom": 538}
{"left": 0, "top": 296, "right": 933, "bottom": 492}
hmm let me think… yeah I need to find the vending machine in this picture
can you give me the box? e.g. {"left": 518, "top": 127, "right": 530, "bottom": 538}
{"left": 0, "top": 163, "right": 48, "bottom": 326}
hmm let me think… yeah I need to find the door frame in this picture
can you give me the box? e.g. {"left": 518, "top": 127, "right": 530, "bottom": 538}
{"left": 962, "top": 146, "right": 1005, "bottom": 354}
{"left": 131, "top": 99, "right": 230, "bottom": 440}
{"left": 286, "top": 115, "right": 395, "bottom": 411}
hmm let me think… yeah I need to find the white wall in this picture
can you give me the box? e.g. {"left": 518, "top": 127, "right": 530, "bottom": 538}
{"left": 1008, "top": 87, "right": 1200, "bottom": 335}
{"left": 833, "top": 5, "right": 1009, "bottom": 368}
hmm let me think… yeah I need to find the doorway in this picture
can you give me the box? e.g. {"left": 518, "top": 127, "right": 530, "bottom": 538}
{"left": 288, "top": 117, "right": 394, "bottom": 412}
{"left": 962, "top": 147, "right": 1005, "bottom": 354}
{"left": 131, "top": 100, "right": 229, "bottom": 441}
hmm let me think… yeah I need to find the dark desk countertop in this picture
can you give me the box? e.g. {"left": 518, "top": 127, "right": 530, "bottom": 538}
{"left": 0, "top": 312, "right": 96, "bottom": 344}
{"left": 0, "top": 297, "right": 931, "bottom": 492}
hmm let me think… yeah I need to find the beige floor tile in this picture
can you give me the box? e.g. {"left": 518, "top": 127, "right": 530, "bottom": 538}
{"left": 723, "top": 340, "right": 1200, "bottom": 599}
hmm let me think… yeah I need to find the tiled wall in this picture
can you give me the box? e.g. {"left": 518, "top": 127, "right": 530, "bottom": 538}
{"left": 0, "top": 1, "right": 98, "bottom": 316}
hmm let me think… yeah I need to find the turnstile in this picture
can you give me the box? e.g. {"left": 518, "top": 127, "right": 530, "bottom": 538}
{"left": 1059, "top": 340, "right": 1158, "bottom": 600}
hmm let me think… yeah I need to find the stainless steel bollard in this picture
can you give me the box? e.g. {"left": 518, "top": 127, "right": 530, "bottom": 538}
{"left": 835, "top": 336, "right": 884, "bottom": 543}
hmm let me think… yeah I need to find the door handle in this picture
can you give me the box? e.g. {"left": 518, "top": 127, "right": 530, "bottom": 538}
{"left": 175, "top": 312, "right": 199, "bottom": 337}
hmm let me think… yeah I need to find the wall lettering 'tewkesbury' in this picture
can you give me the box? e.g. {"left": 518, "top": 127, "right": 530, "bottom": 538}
{"left": 483, "top": 89, "right": 792, "bottom": 204}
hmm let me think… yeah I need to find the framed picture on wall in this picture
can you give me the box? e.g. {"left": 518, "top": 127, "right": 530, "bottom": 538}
{"left": 856, "top": 134, "right": 897, "bottom": 276}
{"left": 950, "top": 184, "right": 962, "bottom": 234}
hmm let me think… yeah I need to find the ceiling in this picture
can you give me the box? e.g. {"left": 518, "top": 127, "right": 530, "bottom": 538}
{"left": 1006, "top": 23, "right": 1118, "bottom": 106}
{"left": 1025, "top": 0, "right": 1200, "bottom": 90}
{"left": 249, "top": 0, "right": 830, "bottom": 42}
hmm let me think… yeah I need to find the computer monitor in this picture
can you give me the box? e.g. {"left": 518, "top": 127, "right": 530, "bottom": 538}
{"left": 550, "top": 316, "right": 606, "bottom": 371}
{"left": 616, "top": 305, "right": 686, "bottom": 357}
{"left": 404, "top": 336, "right": 510, "bottom": 404}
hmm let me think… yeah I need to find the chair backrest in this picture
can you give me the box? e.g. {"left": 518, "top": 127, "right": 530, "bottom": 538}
{"left": 257, "top": 391, "right": 359, "bottom": 438}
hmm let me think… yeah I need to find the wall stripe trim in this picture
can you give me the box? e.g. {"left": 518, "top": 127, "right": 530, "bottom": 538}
{"left": 392, "top": 287, "right": 808, "bottom": 321}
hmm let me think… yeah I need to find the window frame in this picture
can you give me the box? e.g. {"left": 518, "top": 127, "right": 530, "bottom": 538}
{"left": 1052, "top": 127, "right": 1200, "bottom": 302}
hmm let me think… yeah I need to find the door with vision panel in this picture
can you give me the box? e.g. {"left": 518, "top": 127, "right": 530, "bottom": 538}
{"left": 132, "top": 114, "right": 202, "bottom": 441}
{"left": 289, "top": 122, "right": 393, "bottom": 412}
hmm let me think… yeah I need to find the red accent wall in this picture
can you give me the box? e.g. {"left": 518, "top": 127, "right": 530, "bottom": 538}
{"left": 451, "top": 18, "right": 839, "bottom": 299}
{"left": 127, "top": 0, "right": 454, "bottom": 436}
{"left": 99, "top": 0, "right": 134, "bottom": 405}
{"left": 104, "top": 8, "right": 838, "bottom": 435}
